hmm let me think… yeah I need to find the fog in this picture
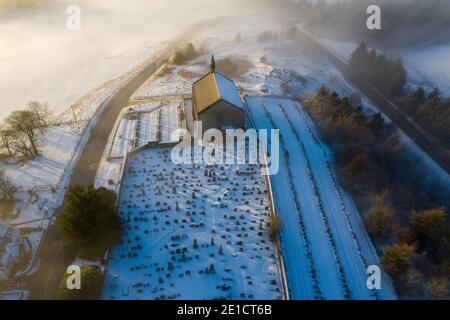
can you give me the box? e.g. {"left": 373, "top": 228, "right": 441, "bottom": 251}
{"left": 0, "top": 0, "right": 262, "bottom": 121}
{"left": 297, "top": 0, "right": 450, "bottom": 49}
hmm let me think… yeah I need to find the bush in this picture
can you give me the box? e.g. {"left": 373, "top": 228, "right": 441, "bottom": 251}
{"left": 267, "top": 213, "right": 281, "bottom": 243}
{"left": 172, "top": 43, "right": 200, "bottom": 65}
{"left": 381, "top": 244, "right": 415, "bottom": 277}
{"left": 57, "top": 265, "right": 104, "bottom": 300}
{"left": 364, "top": 203, "right": 398, "bottom": 240}
{"left": 424, "top": 276, "right": 449, "bottom": 300}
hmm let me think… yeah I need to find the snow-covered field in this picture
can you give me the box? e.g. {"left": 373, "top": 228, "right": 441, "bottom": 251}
{"left": 132, "top": 74, "right": 192, "bottom": 101}
{"left": 0, "top": 0, "right": 257, "bottom": 122}
{"left": 403, "top": 44, "right": 450, "bottom": 96}
{"left": 108, "top": 100, "right": 185, "bottom": 159}
{"left": 99, "top": 18, "right": 401, "bottom": 299}
{"left": 316, "top": 36, "right": 450, "bottom": 97}
{"left": 247, "top": 97, "right": 397, "bottom": 300}
{"left": 103, "top": 148, "right": 283, "bottom": 300}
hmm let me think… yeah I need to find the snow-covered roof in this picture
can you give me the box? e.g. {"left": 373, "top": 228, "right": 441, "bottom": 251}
{"left": 192, "top": 71, "right": 244, "bottom": 114}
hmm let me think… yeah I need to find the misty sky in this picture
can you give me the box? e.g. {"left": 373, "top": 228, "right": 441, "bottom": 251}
{"left": 0, "top": 0, "right": 259, "bottom": 121}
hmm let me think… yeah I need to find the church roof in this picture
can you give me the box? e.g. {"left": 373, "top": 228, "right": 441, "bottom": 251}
{"left": 192, "top": 71, "right": 244, "bottom": 114}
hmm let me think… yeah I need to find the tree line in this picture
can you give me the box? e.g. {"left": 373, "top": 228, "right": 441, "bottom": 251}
{"left": 350, "top": 42, "right": 450, "bottom": 149}
{"left": 303, "top": 86, "right": 450, "bottom": 299}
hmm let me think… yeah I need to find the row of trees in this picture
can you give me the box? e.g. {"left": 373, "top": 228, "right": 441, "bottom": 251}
{"left": 303, "top": 86, "right": 450, "bottom": 299}
{"left": 350, "top": 43, "right": 449, "bottom": 149}
{"left": 350, "top": 42, "right": 407, "bottom": 95}
{"left": 0, "top": 102, "right": 51, "bottom": 160}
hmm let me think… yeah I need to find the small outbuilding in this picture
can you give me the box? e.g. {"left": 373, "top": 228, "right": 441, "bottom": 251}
{"left": 192, "top": 55, "right": 245, "bottom": 131}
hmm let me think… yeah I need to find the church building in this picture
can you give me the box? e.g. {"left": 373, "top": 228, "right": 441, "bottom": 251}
{"left": 192, "top": 55, "right": 245, "bottom": 131}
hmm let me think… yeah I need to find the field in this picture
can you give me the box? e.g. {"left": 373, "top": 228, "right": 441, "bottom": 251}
{"left": 247, "top": 96, "right": 397, "bottom": 300}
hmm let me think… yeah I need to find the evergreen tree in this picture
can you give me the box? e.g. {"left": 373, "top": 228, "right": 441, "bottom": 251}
{"left": 58, "top": 186, "right": 123, "bottom": 259}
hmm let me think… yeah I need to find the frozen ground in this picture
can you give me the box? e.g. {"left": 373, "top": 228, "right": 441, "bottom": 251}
{"left": 0, "top": 0, "right": 258, "bottom": 122}
{"left": 0, "top": 59, "right": 131, "bottom": 276}
{"left": 108, "top": 100, "right": 186, "bottom": 159}
{"left": 247, "top": 96, "right": 397, "bottom": 300}
{"left": 103, "top": 148, "right": 283, "bottom": 300}
{"left": 403, "top": 44, "right": 450, "bottom": 96}
{"left": 132, "top": 74, "right": 192, "bottom": 100}
{"left": 316, "top": 36, "right": 450, "bottom": 96}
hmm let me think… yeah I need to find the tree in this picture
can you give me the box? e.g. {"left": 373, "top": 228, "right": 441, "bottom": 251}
{"left": 58, "top": 186, "right": 123, "bottom": 259}
{"left": 0, "top": 169, "right": 16, "bottom": 214}
{"left": 57, "top": 265, "right": 104, "bottom": 300}
{"left": 0, "top": 129, "right": 16, "bottom": 158}
{"left": 3, "top": 102, "right": 50, "bottom": 159}
{"left": 381, "top": 244, "right": 415, "bottom": 277}
{"left": 340, "top": 153, "right": 369, "bottom": 191}
{"left": 267, "top": 213, "right": 281, "bottom": 243}
{"left": 28, "top": 101, "right": 51, "bottom": 127}
{"left": 365, "top": 203, "right": 398, "bottom": 240}
{"left": 409, "top": 208, "right": 449, "bottom": 260}
{"left": 424, "top": 276, "right": 449, "bottom": 300}
{"left": 350, "top": 42, "right": 368, "bottom": 68}
{"left": 410, "top": 208, "right": 447, "bottom": 240}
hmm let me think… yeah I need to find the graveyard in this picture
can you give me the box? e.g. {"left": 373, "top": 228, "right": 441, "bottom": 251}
{"left": 103, "top": 147, "right": 283, "bottom": 300}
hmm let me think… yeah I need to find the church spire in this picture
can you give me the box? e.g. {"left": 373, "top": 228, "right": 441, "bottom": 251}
{"left": 210, "top": 54, "right": 216, "bottom": 73}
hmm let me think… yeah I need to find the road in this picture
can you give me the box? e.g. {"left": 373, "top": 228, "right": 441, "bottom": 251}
{"left": 24, "top": 31, "right": 197, "bottom": 300}
{"left": 297, "top": 29, "right": 450, "bottom": 174}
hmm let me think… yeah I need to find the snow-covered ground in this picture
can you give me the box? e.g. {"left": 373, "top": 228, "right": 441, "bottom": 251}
{"left": 103, "top": 148, "right": 283, "bottom": 300}
{"left": 0, "top": 0, "right": 259, "bottom": 122}
{"left": 132, "top": 74, "right": 192, "bottom": 101}
{"left": 0, "top": 46, "right": 149, "bottom": 277}
{"left": 247, "top": 96, "right": 397, "bottom": 300}
{"left": 403, "top": 44, "right": 450, "bottom": 96}
{"left": 316, "top": 36, "right": 450, "bottom": 96}
{"left": 98, "top": 18, "right": 403, "bottom": 299}
{"left": 108, "top": 100, "right": 185, "bottom": 159}
{"left": 96, "top": 97, "right": 187, "bottom": 195}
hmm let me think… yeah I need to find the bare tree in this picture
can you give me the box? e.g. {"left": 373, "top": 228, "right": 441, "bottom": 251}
{"left": 28, "top": 101, "right": 51, "bottom": 128}
{"left": 0, "top": 101, "right": 50, "bottom": 161}
{"left": 0, "top": 129, "right": 16, "bottom": 158}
